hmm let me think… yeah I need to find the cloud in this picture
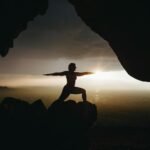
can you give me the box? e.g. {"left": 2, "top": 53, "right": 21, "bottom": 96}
{"left": 12, "top": 0, "right": 115, "bottom": 59}
{"left": 0, "top": 0, "right": 121, "bottom": 74}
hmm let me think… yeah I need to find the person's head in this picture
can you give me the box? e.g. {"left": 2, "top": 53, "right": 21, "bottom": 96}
{"left": 68, "top": 63, "right": 76, "bottom": 72}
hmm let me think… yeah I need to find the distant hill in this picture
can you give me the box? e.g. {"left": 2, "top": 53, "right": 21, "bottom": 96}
{"left": 0, "top": 86, "right": 10, "bottom": 90}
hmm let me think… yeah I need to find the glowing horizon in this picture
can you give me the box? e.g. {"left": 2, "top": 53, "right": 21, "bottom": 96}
{"left": 1, "top": 70, "right": 150, "bottom": 91}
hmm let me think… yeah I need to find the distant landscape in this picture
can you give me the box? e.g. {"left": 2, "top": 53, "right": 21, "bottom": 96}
{"left": 1, "top": 86, "right": 150, "bottom": 127}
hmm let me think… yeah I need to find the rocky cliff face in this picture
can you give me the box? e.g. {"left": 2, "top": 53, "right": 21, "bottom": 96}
{"left": 69, "top": 0, "right": 150, "bottom": 81}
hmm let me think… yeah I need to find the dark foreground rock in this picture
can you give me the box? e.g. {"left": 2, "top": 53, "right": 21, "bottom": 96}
{"left": 0, "top": 97, "right": 97, "bottom": 150}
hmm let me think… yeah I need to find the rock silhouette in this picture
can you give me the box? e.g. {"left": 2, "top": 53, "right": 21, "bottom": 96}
{"left": 0, "top": 97, "right": 97, "bottom": 150}
{"left": 69, "top": 0, "right": 150, "bottom": 81}
{"left": 1, "top": 1, "right": 150, "bottom": 81}
{"left": 0, "top": 0, "right": 48, "bottom": 57}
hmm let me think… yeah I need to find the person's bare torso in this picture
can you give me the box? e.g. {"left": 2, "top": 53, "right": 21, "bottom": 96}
{"left": 65, "top": 71, "right": 77, "bottom": 87}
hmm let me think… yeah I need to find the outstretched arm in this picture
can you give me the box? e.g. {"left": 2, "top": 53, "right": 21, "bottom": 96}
{"left": 43, "top": 71, "right": 66, "bottom": 76}
{"left": 76, "top": 72, "right": 94, "bottom": 76}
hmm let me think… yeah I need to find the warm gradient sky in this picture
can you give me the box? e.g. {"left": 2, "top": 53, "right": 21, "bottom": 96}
{"left": 1, "top": 0, "right": 150, "bottom": 127}
{"left": 0, "top": 0, "right": 150, "bottom": 91}
{"left": 0, "top": 0, "right": 120, "bottom": 73}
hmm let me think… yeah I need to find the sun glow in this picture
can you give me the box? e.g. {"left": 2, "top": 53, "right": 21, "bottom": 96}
{"left": 88, "top": 69, "right": 119, "bottom": 81}
{"left": 2, "top": 70, "right": 150, "bottom": 91}
{"left": 78, "top": 69, "right": 149, "bottom": 90}
{"left": 94, "top": 70, "right": 102, "bottom": 76}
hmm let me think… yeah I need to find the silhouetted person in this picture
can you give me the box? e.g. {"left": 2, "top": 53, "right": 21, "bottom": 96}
{"left": 44, "top": 63, "right": 93, "bottom": 102}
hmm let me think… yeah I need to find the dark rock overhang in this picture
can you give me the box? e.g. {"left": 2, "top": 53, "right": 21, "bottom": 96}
{"left": 1, "top": 0, "right": 150, "bottom": 81}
